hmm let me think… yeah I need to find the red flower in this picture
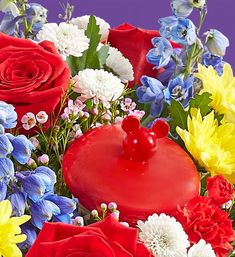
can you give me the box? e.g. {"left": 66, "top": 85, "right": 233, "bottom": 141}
{"left": 108, "top": 23, "right": 180, "bottom": 87}
{"left": 206, "top": 175, "right": 234, "bottom": 206}
{"left": 26, "top": 215, "right": 153, "bottom": 257}
{"left": 175, "top": 196, "right": 235, "bottom": 257}
{"left": 0, "top": 33, "right": 70, "bottom": 128}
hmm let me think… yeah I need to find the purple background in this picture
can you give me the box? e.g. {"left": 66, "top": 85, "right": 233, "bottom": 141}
{"left": 38, "top": 0, "right": 235, "bottom": 68}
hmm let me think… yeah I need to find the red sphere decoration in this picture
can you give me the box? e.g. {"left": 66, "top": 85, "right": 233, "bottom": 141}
{"left": 63, "top": 117, "right": 200, "bottom": 224}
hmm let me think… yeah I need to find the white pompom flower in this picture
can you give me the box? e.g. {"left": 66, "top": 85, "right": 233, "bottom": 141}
{"left": 71, "top": 15, "right": 110, "bottom": 41}
{"left": 106, "top": 46, "right": 134, "bottom": 83}
{"left": 37, "top": 22, "right": 89, "bottom": 59}
{"left": 73, "top": 69, "right": 124, "bottom": 106}
{"left": 137, "top": 213, "right": 190, "bottom": 257}
{"left": 188, "top": 240, "right": 216, "bottom": 257}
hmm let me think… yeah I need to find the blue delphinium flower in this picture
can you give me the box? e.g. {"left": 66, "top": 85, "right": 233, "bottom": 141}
{"left": 147, "top": 37, "right": 174, "bottom": 68}
{"left": 159, "top": 16, "right": 197, "bottom": 45}
{"left": 164, "top": 75, "right": 194, "bottom": 107}
{"left": 205, "top": 29, "right": 230, "bottom": 57}
{"left": 137, "top": 76, "right": 165, "bottom": 117}
{"left": 0, "top": 101, "right": 17, "bottom": 129}
{"left": 0, "top": 157, "right": 14, "bottom": 183}
{"left": 30, "top": 194, "right": 77, "bottom": 229}
{"left": 0, "top": 181, "right": 7, "bottom": 201}
{"left": 8, "top": 189, "right": 27, "bottom": 216}
{"left": 0, "top": 11, "right": 23, "bottom": 35}
{"left": 45, "top": 194, "right": 78, "bottom": 223}
{"left": 202, "top": 51, "right": 225, "bottom": 76}
{"left": 15, "top": 166, "right": 56, "bottom": 202}
{"left": 7, "top": 135, "right": 35, "bottom": 164}
{"left": 19, "top": 222, "right": 37, "bottom": 250}
{"left": 0, "top": 134, "right": 13, "bottom": 157}
{"left": 26, "top": 3, "right": 48, "bottom": 34}
{"left": 30, "top": 199, "right": 61, "bottom": 229}
{"left": 171, "top": 0, "right": 206, "bottom": 17}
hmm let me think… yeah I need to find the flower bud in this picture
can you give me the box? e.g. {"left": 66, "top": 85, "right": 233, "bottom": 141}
{"left": 206, "top": 29, "right": 229, "bottom": 57}
{"left": 38, "top": 154, "right": 49, "bottom": 164}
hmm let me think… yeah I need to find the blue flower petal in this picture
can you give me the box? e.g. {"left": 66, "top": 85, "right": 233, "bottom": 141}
{"left": 0, "top": 182, "right": 7, "bottom": 201}
{"left": 0, "top": 157, "right": 14, "bottom": 183}
{"left": 8, "top": 190, "right": 27, "bottom": 216}
{"left": 30, "top": 200, "right": 61, "bottom": 229}
{"left": 45, "top": 194, "right": 77, "bottom": 214}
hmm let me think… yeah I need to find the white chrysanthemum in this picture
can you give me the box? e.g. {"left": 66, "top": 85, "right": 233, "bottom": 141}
{"left": 37, "top": 22, "right": 89, "bottom": 59}
{"left": 97, "top": 44, "right": 134, "bottom": 83}
{"left": 137, "top": 213, "right": 190, "bottom": 257}
{"left": 188, "top": 240, "right": 216, "bottom": 257}
{"left": 106, "top": 47, "right": 134, "bottom": 83}
{"left": 73, "top": 69, "right": 124, "bottom": 105}
{"left": 71, "top": 15, "right": 110, "bottom": 41}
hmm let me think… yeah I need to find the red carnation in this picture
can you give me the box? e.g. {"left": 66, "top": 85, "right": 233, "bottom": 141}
{"left": 206, "top": 175, "right": 234, "bottom": 206}
{"left": 175, "top": 196, "right": 235, "bottom": 257}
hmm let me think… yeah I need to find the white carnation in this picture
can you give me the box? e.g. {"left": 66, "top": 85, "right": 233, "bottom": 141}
{"left": 71, "top": 15, "right": 110, "bottom": 41}
{"left": 137, "top": 213, "right": 190, "bottom": 257}
{"left": 188, "top": 240, "right": 216, "bottom": 257}
{"left": 37, "top": 22, "right": 89, "bottom": 59}
{"left": 73, "top": 69, "right": 124, "bottom": 105}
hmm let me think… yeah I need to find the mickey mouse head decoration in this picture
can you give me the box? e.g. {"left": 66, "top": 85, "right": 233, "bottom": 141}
{"left": 121, "top": 116, "right": 169, "bottom": 161}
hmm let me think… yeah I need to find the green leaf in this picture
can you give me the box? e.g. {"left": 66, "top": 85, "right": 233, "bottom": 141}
{"left": 66, "top": 15, "right": 103, "bottom": 75}
{"left": 98, "top": 45, "right": 109, "bottom": 67}
{"left": 189, "top": 92, "right": 212, "bottom": 116}
{"left": 66, "top": 55, "right": 83, "bottom": 77}
{"left": 169, "top": 99, "right": 188, "bottom": 131}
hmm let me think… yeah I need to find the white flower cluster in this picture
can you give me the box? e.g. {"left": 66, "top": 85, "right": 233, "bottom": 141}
{"left": 73, "top": 69, "right": 124, "bottom": 107}
{"left": 37, "top": 22, "right": 90, "bottom": 59}
{"left": 138, "top": 213, "right": 216, "bottom": 257}
{"left": 71, "top": 15, "right": 110, "bottom": 41}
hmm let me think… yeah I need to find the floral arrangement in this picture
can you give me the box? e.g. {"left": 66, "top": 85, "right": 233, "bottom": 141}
{"left": 0, "top": 0, "right": 234, "bottom": 257}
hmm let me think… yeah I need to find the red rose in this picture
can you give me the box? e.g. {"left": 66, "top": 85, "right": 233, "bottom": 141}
{"left": 206, "top": 175, "right": 234, "bottom": 206}
{"left": 26, "top": 215, "right": 152, "bottom": 257}
{"left": 108, "top": 23, "right": 180, "bottom": 87}
{"left": 0, "top": 33, "right": 70, "bottom": 128}
{"left": 175, "top": 196, "right": 235, "bottom": 257}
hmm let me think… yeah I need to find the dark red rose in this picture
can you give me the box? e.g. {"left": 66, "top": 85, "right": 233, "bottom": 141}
{"left": 206, "top": 175, "right": 234, "bottom": 206}
{"left": 175, "top": 196, "right": 235, "bottom": 257}
{"left": 0, "top": 33, "right": 70, "bottom": 128}
{"left": 108, "top": 23, "right": 180, "bottom": 87}
{"left": 26, "top": 215, "right": 153, "bottom": 257}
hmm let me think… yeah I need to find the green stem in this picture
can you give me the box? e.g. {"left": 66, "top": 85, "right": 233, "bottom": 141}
{"left": 141, "top": 114, "right": 155, "bottom": 127}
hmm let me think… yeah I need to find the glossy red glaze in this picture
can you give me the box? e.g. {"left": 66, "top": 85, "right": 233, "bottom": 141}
{"left": 63, "top": 119, "right": 200, "bottom": 225}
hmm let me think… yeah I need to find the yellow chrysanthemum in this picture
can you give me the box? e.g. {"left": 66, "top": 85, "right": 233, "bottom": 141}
{"left": 195, "top": 63, "right": 235, "bottom": 123}
{"left": 176, "top": 108, "right": 235, "bottom": 183}
{"left": 0, "top": 200, "right": 30, "bottom": 257}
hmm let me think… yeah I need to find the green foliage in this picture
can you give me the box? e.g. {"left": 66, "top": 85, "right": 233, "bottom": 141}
{"left": 189, "top": 92, "right": 212, "bottom": 116}
{"left": 168, "top": 99, "right": 188, "bottom": 131}
{"left": 66, "top": 16, "right": 109, "bottom": 76}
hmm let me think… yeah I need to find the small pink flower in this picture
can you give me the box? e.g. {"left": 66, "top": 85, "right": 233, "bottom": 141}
{"left": 21, "top": 112, "right": 36, "bottom": 130}
{"left": 36, "top": 111, "right": 48, "bottom": 124}
{"left": 121, "top": 98, "right": 136, "bottom": 112}
{"left": 38, "top": 154, "right": 49, "bottom": 164}
{"left": 129, "top": 110, "right": 145, "bottom": 120}
{"left": 29, "top": 137, "right": 40, "bottom": 148}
